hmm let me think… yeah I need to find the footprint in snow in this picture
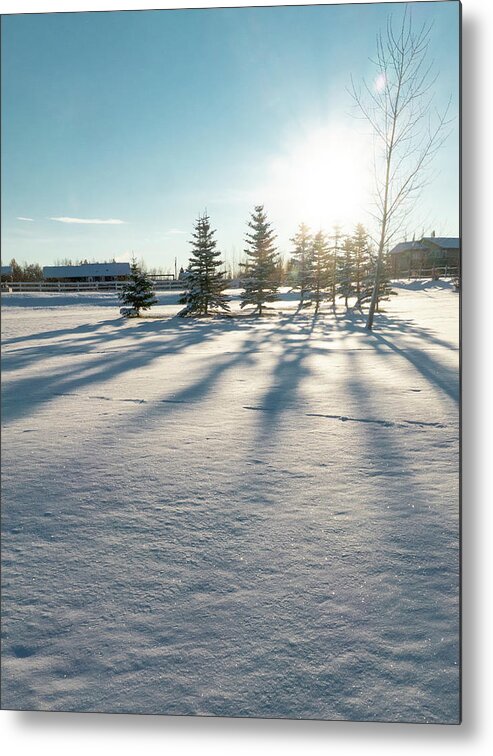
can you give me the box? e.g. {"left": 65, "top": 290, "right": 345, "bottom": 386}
{"left": 12, "top": 644, "right": 36, "bottom": 659}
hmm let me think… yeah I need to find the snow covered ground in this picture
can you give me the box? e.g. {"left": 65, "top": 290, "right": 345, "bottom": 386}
{"left": 1, "top": 282, "right": 459, "bottom": 722}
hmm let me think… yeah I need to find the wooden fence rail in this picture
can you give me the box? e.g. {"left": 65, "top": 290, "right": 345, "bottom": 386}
{"left": 393, "top": 266, "right": 459, "bottom": 280}
{"left": 1, "top": 269, "right": 459, "bottom": 294}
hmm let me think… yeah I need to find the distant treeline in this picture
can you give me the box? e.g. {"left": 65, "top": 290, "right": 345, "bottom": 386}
{"left": 2, "top": 256, "right": 177, "bottom": 281}
{"left": 3, "top": 218, "right": 385, "bottom": 289}
{"left": 5, "top": 259, "right": 44, "bottom": 282}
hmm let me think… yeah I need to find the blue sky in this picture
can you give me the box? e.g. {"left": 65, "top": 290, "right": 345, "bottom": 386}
{"left": 1, "top": 2, "right": 460, "bottom": 271}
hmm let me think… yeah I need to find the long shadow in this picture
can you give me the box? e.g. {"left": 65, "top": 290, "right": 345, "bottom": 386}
{"left": 1, "top": 318, "right": 124, "bottom": 349}
{"left": 231, "top": 304, "right": 459, "bottom": 475}
{"left": 111, "top": 305, "right": 458, "bottom": 450}
{"left": 246, "top": 313, "right": 319, "bottom": 447}
{"left": 374, "top": 316, "right": 458, "bottom": 352}
{"left": 1, "top": 319, "right": 133, "bottom": 374}
{"left": 335, "top": 307, "right": 458, "bottom": 352}
{"left": 2, "top": 312, "right": 224, "bottom": 354}
{"left": 393, "top": 279, "right": 455, "bottom": 292}
{"left": 368, "top": 331, "right": 459, "bottom": 405}
{"left": 2, "top": 303, "right": 459, "bottom": 434}
{"left": 1, "top": 317, "right": 252, "bottom": 424}
{"left": 326, "top": 309, "right": 459, "bottom": 405}
{"left": 125, "top": 314, "right": 303, "bottom": 426}
{"left": 1, "top": 302, "right": 459, "bottom": 721}
{"left": 339, "top": 348, "right": 459, "bottom": 717}
{"left": 369, "top": 308, "right": 459, "bottom": 403}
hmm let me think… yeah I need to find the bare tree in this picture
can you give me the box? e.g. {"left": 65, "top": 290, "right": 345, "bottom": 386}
{"left": 349, "top": 9, "right": 452, "bottom": 330}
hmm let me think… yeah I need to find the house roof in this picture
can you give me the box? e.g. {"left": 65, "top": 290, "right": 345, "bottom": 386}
{"left": 421, "top": 237, "right": 460, "bottom": 250}
{"left": 389, "top": 237, "right": 460, "bottom": 255}
{"left": 389, "top": 241, "right": 428, "bottom": 255}
{"left": 43, "top": 262, "right": 131, "bottom": 279}
{"left": 1, "top": 265, "right": 13, "bottom": 275}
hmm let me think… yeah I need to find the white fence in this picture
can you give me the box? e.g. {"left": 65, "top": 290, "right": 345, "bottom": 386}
{"left": 1, "top": 279, "right": 185, "bottom": 293}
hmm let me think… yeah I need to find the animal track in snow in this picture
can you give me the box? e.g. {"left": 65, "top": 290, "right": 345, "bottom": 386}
{"left": 305, "top": 413, "right": 445, "bottom": 429}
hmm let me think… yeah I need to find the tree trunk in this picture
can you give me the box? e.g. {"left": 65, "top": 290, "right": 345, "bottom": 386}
{"left": 366, "top": 244, "right": 384, "bottom": 331}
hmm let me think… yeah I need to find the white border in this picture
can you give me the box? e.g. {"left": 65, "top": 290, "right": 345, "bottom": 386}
{"left": 1, "top": 1, "right": 492, "bottom": 754}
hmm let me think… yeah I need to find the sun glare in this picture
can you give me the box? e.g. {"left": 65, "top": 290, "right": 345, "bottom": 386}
{"left": 264, "top": 125, "right": 373, "bottom": 233}
{"left": 375, "top": 73, "right": 387, "bottom": 92}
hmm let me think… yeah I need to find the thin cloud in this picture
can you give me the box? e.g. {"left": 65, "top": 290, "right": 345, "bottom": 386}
{"left": 114, "top": 251, "right": 134, "bottom": 263}
{"left": 167, "top": 228, "right": 187, "bottom": 235}
{"left": 49, "top": 216, "right": 127, "bottom": 225}
{"left": 17, "top": 216, "right": 34, "bottom": 222}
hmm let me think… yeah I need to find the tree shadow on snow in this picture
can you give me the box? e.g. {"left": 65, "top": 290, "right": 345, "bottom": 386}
{"left": 2, "top": 307, "right": 458, "bottom": 431}
{"left": 1, "top": 316, "right": 250, "bottom": 424}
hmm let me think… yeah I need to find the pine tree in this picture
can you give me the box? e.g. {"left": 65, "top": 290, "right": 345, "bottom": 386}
{"left": 119, "top": 257, "right": 158, "bottom": 316}
{"left": 351, "top": 224, "right": 372, "bottom": 300}
{"left": 356, "top": 249, "right": 396, "bottom": 312}
{"left": 285, "top": 257, "right": 298, "bottom": 289}
{"left": 22, "top": 262, "right": 43, "bottom": 281}
{"left": 9, "top": 258, "right": 23, "bottom": 282}
{"left": 289, "top": 223, "right": 313, "bottom": 310}
{"left": 311, "top": 231, "right": 331, "bottom": 313}
{"left": 375, "top": 252, "right": 397, "bottom": 311}
{"left": 240, "top": 205, "right": 279, "bottom": 315}
{"left": 274, "top": 254, "right": 286, "bottom": 286}
{"left": 328, "top": 225, "right": 343, "bottom": 306}
{"left": 178, "top": 213, "right": 230, "bottom": 317}
{"left": 337, "top": 236, "right": 357, "bottom": 309}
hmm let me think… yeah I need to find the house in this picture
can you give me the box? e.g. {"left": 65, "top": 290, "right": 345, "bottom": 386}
{"left": 388, "top": 237, "right": 460, "bottom": 276}
{"left": 43, "top": 262, "right": 131, "bottom": 282}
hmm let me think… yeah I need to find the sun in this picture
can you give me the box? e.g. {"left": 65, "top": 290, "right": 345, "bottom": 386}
{"left": 264, "top": 124, "right": 373, "bottom": 233}
{"left": 375, "top": 73, "right": 387, "bottom": 92}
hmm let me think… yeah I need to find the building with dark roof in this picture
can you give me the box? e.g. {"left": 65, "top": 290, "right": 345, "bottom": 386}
{"left": 1, "top": 265, "right": 13, "bottom": 280}
{"left": 388, "top": 237, "right": 460, "bottom": 276}
{"left": 43, "top": 262, "right": 131, "bottom": 282}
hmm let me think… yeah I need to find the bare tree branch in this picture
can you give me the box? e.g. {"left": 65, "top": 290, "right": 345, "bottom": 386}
{"left": 348, "top": 10, "right": 453, "bottom": 330}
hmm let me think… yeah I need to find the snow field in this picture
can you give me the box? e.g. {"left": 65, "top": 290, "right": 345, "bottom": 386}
{"left": 1, "top": 282, "right": 459, "bottom": 721}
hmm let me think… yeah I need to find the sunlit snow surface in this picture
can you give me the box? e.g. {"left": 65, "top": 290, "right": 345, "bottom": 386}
{"left": 1, "top": 282, "right": 459, "bottom": 722}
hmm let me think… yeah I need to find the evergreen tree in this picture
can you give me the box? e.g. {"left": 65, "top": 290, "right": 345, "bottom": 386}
{"left": 328, "top": 225, "right": 343, "bottom": 306}
{"left": 351, "top": 224, "right": 372, "bottom": 300}
{"left": 274, "top": 254, "right": 286, "bottom": 286}
{"left": 178, "top": 213, "right": 230, "bottom": 317}
{"left": 285, "top": 256, "right": 298, "bottom": 289}
{"left": 22, "top": 262, "right": 43, "bottom": 281}
{"left": 311, "top": 231, "right": 331, "bottom": 313}
{"left": 240, "top": 205, "right": 279, "bottom": 315}
{"left": 289, "top": 223, "right": 313, "bottom": 310}
{"left": 337, "top": 236, "right": 357, "bottom": 309}
{"left": 9, "top": 258, "right": 23, "bottom": 282}
{"left": 119, "top": 257, "right": 158, "bottom": 316}
{"left": 375, "top": 252, "right": 397, "bottom": 311}
{"left": 356, "top": 249, "right": 396, "bottom": 311}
